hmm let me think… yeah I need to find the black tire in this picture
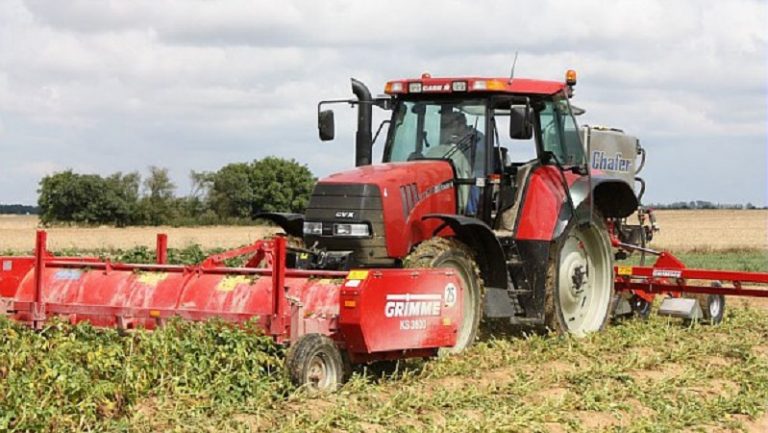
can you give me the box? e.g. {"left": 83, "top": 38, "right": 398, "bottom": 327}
{"left": 545, "top": 211, "right": 614, "bottom": 336}
{"left": 285, "top": 333, "right": 346, "bottom": 391}
{"left": 403, "top": 237, "right": 483, "bottom": 354}
{"left": 693, "top": 284, "right": 726, "bottom": 325}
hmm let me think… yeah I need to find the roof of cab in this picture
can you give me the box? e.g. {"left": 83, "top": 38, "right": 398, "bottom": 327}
{"left": 384, "top": 76, "right": 566, "bottom": 96}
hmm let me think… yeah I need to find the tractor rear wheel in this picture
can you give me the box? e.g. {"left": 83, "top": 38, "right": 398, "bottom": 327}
{"left": 545, "top": 212, "right": 614, "bottom": 337}
{"left": 285, "top": 333, "right": 346, "bottom": 391}
{"left": 403, "top": 237, "right": 483, "bottom": 354}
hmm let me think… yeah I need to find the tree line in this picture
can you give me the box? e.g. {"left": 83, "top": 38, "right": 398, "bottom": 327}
{"left": 37, "top": 156, "right": 315, "bottom": 226}
{"left": 0, "top": 204, "right": 39, "bottom": 214}
{"left": 646, "top": 201, "right": 763, "bottom": 210}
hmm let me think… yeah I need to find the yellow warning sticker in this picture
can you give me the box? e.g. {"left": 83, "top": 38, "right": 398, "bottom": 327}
{"left": 617, "top": 266, "right": 633, "bottom": 276}
{"left": 217, "top": 275, "right": 251, "bottom": 292}
{"left": 347, "top": 270, "right": 369, "bottom": 280}
{"left": 136, "top": 272, "right": 168, "bottom": 286}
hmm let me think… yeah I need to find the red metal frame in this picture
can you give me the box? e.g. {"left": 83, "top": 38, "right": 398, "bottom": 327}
{"left": 615, "top": 251, "right": 768, "bottom": 299}
{"left": 3, "top": 231, "right": 347, "bottom": 337}
{"left": 0, "top": 231, "right": 466, "bottom": 363}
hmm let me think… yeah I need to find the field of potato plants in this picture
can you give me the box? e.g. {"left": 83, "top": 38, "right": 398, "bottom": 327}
{"left": 1, "top": 211, "right": 767, "bottom": 432}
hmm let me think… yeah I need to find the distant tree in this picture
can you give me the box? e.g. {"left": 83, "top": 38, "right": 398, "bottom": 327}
{"left": 137, "top": 166, "right": 176, "bottom": 225}
{"left": 201, "top": 157, "right": 315, "bottom": 219}
{"left": 0, "top": 204, "right": 39, "bottom": 214}
{"left": 36, "top": 158, "right": 316, "bottom": 226}
{"left": 104, "top": 172, "right": 141, "bottom": 226}
{"left": 208, "top": 163, "right": 253, "bottom": 218}
{"left": 38, "top": 170, "right": 140, "bottom": 225}
{"left": 249, "top": 157, "right": 315, "bottom": 214}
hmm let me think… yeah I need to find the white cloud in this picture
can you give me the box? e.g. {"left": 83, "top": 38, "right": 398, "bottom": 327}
{"left": 0, "top": 0, "right": 764, "bottom": 205}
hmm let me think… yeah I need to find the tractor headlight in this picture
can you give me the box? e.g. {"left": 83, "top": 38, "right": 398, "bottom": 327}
{"left": 333, "top": 223, "right": 370, "bottom": 237}
{"left": 303, "top": 221, "right": 323, "bottom": 236}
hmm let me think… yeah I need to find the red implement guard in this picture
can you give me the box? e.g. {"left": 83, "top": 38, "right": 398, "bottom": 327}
{"left": 0, "top": 231, "right": 465, "bottom": 388}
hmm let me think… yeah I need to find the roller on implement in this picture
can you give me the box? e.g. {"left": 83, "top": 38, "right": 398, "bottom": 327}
{"left": 2, "top": 69, "right": 767, "bottom": 390}
{"left": 0, "top": 231, "right": 465, "bottom": 389}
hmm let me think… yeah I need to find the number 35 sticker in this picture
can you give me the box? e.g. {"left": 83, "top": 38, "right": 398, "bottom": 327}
{"left": 444, "top": 283, "right": 457, "bottom": 308}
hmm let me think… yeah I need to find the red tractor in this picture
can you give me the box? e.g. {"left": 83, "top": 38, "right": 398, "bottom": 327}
{"left": 4, "top": 70, "right": 766, "bottom": 391}
{"left": 262, "top": 71, "right": 640, "bottom": 350}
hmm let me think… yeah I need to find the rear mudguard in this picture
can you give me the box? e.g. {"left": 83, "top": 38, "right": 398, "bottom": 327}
{"left": 569, "top": 175, "right": 638, "bottom": 219}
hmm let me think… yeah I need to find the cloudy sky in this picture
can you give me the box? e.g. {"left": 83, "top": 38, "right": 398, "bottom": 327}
{"left": 0, "top": 0, "right": 765, "bottom": 206}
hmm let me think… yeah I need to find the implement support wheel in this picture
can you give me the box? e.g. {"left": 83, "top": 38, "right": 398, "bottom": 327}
{"left": 285, "top": 334, "right": 346, "bottom": 391}
{"left": 545, "top": 211, "right": 614, "bottom": 336}
{"left": 404, "top": 237, "right": 483, "bottom": 354}
{"left": 693, "top": 282, "right": 726, "bottom": 325}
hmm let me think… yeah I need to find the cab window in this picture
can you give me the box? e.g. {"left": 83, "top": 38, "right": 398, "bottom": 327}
{"left": 538, "top": 99, "right": 585, "bottom": 166}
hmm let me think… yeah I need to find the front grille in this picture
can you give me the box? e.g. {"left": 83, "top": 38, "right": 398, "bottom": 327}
{"left": 304, "top": 183, "right": 391, "bottom": 267}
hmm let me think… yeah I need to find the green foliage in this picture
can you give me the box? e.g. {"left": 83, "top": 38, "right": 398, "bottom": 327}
{"left": 38, "top": 170, "right": 140, "bottom": 226}
{"left": 625, "top": 249, "right": 768, "bottom": 273}
{"left": 0, "top": 318, "right": 286, "bottom": 432}
{"left": 206, "top": 157, "right": 315, "bottom": 218}
{"left": 249, "top": 156, "right": 315, "bottom": 214}
{"left": 136, "top": 166, "right": 177, "bottom": 226}
{"left": 1, "top": 249, "right": 767, "bottom": 431}
{"left": 2, "top": 304, "right": 768, "bottom": 432}
{"left": 208, "top": 162, "right": 253, "bottom": 218}
{"left": 36, "top": 156, "right": 316, "bottom": 227}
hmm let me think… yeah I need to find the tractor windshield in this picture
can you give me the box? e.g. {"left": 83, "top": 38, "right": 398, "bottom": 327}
{"left": 383, "top": 99, "right": 487, "bottom": 180}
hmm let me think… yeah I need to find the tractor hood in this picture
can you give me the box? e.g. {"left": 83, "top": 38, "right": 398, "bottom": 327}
{"left": 305, "top": 160, "right": 458, "bottom": 264}
{"left": 320, "top": 160, "right": 454, "bottom": 189}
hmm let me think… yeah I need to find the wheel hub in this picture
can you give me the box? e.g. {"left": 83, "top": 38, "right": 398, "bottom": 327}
{"left": 570, "top": 265, "right": 587, "bottom": 297}
{"left": 307, "top": 356, "right": 331, "bottom": 388}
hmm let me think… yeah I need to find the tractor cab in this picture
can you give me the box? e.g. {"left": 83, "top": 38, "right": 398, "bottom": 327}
{"left": 376, "top": 76, "right": 589, "bottom": 226}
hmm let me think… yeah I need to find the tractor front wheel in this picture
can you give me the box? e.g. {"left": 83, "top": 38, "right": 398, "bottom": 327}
{"left": 285, "top": 333, "right": 347, "bottom": 391}
{"left": 404, "top": 237, "right": 483, "bottom": 354}
{"left": 545, "top": 212, "right": 614, "bottom": 337}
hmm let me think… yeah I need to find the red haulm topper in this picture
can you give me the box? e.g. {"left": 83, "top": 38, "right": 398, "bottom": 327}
{"left": 0, "top": 230, "right": 465, "bottom": 389}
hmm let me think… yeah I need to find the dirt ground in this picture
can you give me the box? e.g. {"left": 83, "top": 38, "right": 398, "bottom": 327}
{"left": 0, "top": 215, "right": 279, "bottom": 251}
{"left": 649, "top": 209, "right": 768, "bottom": 251}
{"left": 1, "top": 209, "right": 766, "bottom": 252}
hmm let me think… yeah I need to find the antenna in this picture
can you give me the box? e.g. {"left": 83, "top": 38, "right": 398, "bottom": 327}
{"left": 508, "top": 51, "right": 519, "bottom": 82}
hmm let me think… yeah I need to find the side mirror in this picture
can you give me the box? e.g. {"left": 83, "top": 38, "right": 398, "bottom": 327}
{"left": 318, "top": 110, "right": 335, "bottom": 141}
{"left": 509, "top": 105, "right": 532, "bottom": 140}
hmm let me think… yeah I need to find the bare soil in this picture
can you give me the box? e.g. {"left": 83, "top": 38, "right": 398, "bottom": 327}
{"left": 2, "top": 209, "right": 765, "bottom": 252}
{"left": 0, "top": 215, "right": 278, "bottom": 251}
{"left": 649, "top": 209, "right": 768, "bottom": 251}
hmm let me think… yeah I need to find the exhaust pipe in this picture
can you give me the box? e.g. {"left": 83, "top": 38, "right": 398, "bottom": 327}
{"left": 351, "top": 78, "right": 373, "bottom": 167}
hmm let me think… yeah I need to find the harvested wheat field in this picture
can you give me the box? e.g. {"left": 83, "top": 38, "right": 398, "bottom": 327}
{"left": 650, "top": 209, "right": 768, "bottom": 251}
{"left": 0, "top": 215, "right": 279, "bottom": 252}
{"left": 2, "top": 210, "right": 766, "bottom": 252}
